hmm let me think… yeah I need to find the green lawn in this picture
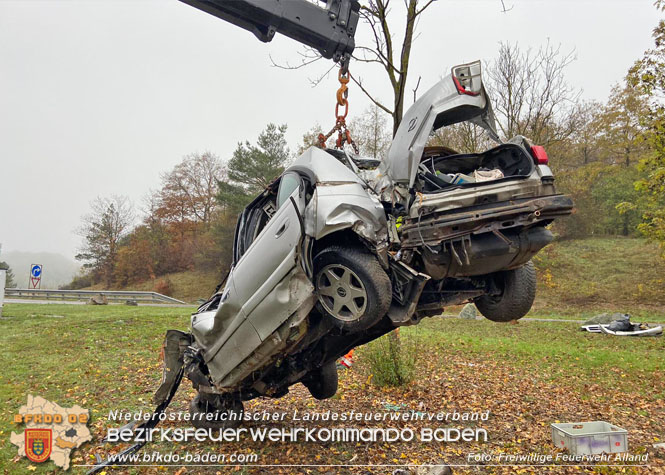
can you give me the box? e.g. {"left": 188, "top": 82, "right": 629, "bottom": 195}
{"left": 403, "top": 318, "right": 665, "bottom": 396}
{"left": 2, "top": 303, "right": 664, "bottom": 474}
{"left": 0, "top": 304, "right": 194, "bottom": 473}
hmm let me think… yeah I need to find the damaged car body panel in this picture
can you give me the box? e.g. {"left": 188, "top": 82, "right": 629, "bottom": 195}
{"left": 161, "top": 59, "right": 572, "bottom": 420}
{"left": 293, "top": 147, "right": 388, "bottom": 244}
{"left": 192, "top": 175, "right": 315, "bottom": 387}
{"left": 191, "top": 146, "right": 391, "bottom": 392}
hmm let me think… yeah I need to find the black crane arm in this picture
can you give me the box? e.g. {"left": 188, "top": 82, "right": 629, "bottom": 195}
{"left": 179, "top": 0, "right": 360, "bottom": 67}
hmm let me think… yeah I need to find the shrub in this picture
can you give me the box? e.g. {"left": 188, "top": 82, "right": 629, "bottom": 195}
{"left": 358, "top": 331, "right": 416, "bottom": 387}
{"left": 154, "top": 278, "right": 173, "bottom": 296}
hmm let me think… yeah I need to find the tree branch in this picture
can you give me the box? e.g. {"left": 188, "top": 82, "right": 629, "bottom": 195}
{"left": 412, "top": 75, "right": 422, "bottom": 102}
{"left": 307, "top": 63, "right": 337, "bottom": 87}
{"left": 416, "top": 0, "right": 436, "bottom": 16}
{"left": 269, "top": 52, "right": 323, "bottom": 70}
{"left": 350, "top": 73, "right": 394, "bottom": 115}
{"left": 499, "top": 0, "right": 514, "bottom": 12}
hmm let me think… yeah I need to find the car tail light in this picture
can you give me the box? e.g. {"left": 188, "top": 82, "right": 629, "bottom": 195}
{"left": 531, "top": 145, "right": 549, "bottom": 165}
{"left": 452, "top": 61, "right": 482, "bottom": 96}
{"left": 453, "top": 75, "right": 480, "bottom": 96}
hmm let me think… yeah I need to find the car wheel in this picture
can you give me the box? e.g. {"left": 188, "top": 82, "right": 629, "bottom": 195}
{"left": 304, "top": 361, "right": 338, "bottom": 400}
{"left": 189, "top": 394, "right": 243, "bottom": 429}
{"left": 475, "top": 260, "right": 536, "bottom": 322}
{"left": 314, "top": 245, "right": 392, "bottom": 332}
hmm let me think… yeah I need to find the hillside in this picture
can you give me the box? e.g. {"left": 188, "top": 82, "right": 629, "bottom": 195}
{"left": 86, "top": 270, "right": 221, "bottom": 304}
{"left": 532, "top": 237, "right": 665, "bottom": 317}
{"left": 1, "top": 251, "right": 80, "bottom": 289}
{"left": 131, "top": 270, "right": 222, "bottom": 303}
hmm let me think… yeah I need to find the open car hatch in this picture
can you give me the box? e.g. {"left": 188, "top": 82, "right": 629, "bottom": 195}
{"left": 380, "top": 60, "right": 500, "bottom": 188}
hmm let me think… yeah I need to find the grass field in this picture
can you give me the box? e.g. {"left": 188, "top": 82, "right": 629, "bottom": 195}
{"left": 2, "top": 303, "right": 664, "bottom": 474}
{"left": 532, "top": 237, "right": 665, "bottom": 319}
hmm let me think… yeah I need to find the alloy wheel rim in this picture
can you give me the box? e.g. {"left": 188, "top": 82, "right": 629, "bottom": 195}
{"left": 316, "top": 264, "right": 367, "bottom": 321}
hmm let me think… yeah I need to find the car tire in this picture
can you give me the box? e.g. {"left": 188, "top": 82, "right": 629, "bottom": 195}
{"left": 314, "top": 245, "right": 392, "bottom": 332}
{"left": 304, "top": 361, "right": 338, "bottom": 400}
{"left": 189, "top": 394, "right": 243, "bottom": 429}
{"left": 475, "top": 260, "right": 536, "bottom": 322}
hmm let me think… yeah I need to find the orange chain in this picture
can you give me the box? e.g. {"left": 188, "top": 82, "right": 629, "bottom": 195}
{"left": 318, "top": 67, "right": 359, "bottom": 154}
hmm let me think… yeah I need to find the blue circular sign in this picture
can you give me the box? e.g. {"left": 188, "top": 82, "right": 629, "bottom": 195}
{"left": 30, "top": 265, "right": 42, "bottom": 278}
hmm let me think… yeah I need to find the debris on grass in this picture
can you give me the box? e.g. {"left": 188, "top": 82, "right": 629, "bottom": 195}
{"left": 458, "top": 303, "right": 478, "bottom": 320}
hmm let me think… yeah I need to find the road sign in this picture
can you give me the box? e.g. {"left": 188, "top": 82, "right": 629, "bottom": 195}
{"left": 29, "top": 264, "right": 42, "bottom": 289}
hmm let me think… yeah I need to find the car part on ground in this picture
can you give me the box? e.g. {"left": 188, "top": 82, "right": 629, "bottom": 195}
{"left": 582, "top": 314, "right": 663, "bottom": 336}
{"left": 598, "top": 324, "right": 663, "bottom": 336}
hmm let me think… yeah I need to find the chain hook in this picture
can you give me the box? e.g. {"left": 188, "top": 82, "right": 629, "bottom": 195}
{"left": 317, "top": 64, "right": 358, "bottom": 154}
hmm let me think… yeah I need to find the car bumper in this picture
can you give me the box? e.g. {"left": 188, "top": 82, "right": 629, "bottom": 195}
{"left": 399, "top": 194, "right": 573, "bottom": 249}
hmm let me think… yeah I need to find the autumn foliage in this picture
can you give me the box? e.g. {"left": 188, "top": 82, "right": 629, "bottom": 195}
{"left": 73, "top": 125, "right": 289, "bottom": 292}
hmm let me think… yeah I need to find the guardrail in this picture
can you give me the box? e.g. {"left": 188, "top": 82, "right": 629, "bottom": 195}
{"left": 5, "top": 288, "right": 187, "bottom": 305}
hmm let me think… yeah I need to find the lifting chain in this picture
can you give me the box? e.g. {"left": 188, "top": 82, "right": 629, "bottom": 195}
{"left": 317, "top": 67, "right": 359, "bottom": 154}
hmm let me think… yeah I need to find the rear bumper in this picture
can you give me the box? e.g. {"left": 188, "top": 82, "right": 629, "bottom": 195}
{"left": 399, "top": 194, "right": 573, "bottom": 249}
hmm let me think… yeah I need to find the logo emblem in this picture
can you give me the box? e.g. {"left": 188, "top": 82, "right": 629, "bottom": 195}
{"left": 25, "top": 429, "right": 52, "bottom": 463}
{"left": 407, "top": 117, "right": 418, "bottom": 132}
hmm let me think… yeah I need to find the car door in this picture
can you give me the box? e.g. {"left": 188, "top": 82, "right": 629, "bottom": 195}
{"left": 233, "top": 171, "right": 309, "bottom": 331}
{"left": 203, "top": 172, "right": 314, "bottom": 383}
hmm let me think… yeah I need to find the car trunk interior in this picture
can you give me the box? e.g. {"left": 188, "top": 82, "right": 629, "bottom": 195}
{"left": 417, "top": 143, "right": 534, "bottom": 194}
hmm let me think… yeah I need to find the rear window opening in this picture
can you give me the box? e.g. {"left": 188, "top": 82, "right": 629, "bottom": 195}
{"left": 416, "top": 143, "right": 534, "bottom": 194}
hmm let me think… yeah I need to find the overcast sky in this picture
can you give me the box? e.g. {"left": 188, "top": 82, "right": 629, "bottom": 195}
{"left": 0, "top": 0, "right": 660, "bottom": 259}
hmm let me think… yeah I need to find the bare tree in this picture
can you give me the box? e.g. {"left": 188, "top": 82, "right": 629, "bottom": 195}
{"left": 272, "top": 0, "right": 440, "bottom": 137}
{"left": 76, "top": 195, "right": 134, "bottom": 287}
{"left": 428, "top": 121, "right": 495, "bottom": 154}
{"left": 298, "top": 123, "right": 325, "bottom": 155}
{"left": 535, "top": 99, "right": 604, "bottom": 173}
{"left": 348, "top": 104, "right": 392, "bottom": 158}
{"left": 351, "top": 0, "right": 438, "bottom": 136}
{"left": 486, "top": 41, "right": 581, "bottom": 146}
{"left": 156, "top": 152, "right": 226, "bottom": 227}
{"left": 569, "top": 100, "right": 603, "bottom": 166}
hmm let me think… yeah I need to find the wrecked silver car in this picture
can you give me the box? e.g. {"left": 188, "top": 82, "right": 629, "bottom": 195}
{"left": 159, "top": 61, "right": 573, "bottom": 426}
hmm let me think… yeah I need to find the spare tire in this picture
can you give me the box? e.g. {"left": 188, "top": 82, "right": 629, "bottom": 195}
{"left": 475, "top": 261, "right": 536, "bottom": 322}
{"left": 303, "top": 361, "right": 338, "bottom": 400}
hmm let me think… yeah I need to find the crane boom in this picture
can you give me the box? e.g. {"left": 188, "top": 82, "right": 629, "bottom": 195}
{"left": 179, "top": 0, "right": 360, "bottom": 67}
